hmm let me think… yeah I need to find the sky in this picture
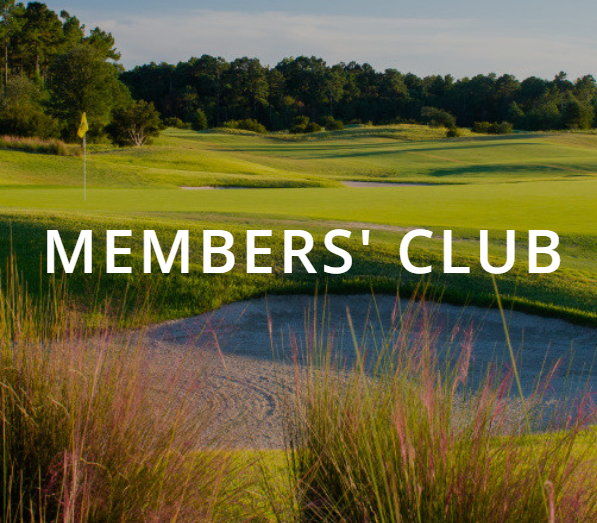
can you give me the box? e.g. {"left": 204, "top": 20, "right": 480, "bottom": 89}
{"left": 45, "top": 0, "right": 597, "bottom": 79}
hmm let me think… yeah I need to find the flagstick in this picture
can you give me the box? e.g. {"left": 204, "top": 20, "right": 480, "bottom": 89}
{"left": 83, "top": 134, "right": 87, "bottom": 202}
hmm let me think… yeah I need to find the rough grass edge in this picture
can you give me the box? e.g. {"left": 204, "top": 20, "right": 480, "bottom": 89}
{"left": 0, "top": 135, "right": 82, "bottom": 157}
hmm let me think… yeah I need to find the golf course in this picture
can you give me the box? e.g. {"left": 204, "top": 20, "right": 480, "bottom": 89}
{"left": 4, "top": 0, "right": 597, "bottom": 519}
{"left": 2, "top": 125, "right": 597, "bottom": 324}
{"left": 2, "top": 123, "right": 597, "bottom": 522}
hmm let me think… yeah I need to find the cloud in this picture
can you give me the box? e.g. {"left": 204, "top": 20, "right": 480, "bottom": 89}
{"left": 94, "top": 9, "right": 597, "bottom": 78}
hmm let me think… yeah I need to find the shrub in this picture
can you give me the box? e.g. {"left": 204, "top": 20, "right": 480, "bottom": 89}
{"left": 164, "top": 117, "right": 185, "bottom": 128}
{"left": 446, "top": 126, "right": 462, "bottom": 138}
{"left": 472, "top": 121, "right": 513, "bottom": 134}
{"left": 322, "top": 116, "right": 345, "bottom": 131}
{"left": 221, "top": 120, "right": 237, "bottom": 130}
{"left": 305, "top": 121, "right": 322, "bottom": 133}
{"left": 421, "top": 106, "right": 457, "bottom": 128}
{"left": 192, "top": 108, "right": 209, "bottom": 131}
{"left": 495, "top": 121, "right": 514, "bottom": 134}
{"left": 164, "top": 117, "right": 193, "bottom": 131}
{"left": 222, "top": 118, "right": 266, "bottom": 133}
{"left": 289, "top": 116, "right": 322, "bottom": 134}
{"left": 472, "top": 121, "right": 492, "bottom": 133}
{"left": 106, "top": 100, "right": 162, "bottom": 147}
{"left": 289, "top": 116, "right": 310, "bottom": 134}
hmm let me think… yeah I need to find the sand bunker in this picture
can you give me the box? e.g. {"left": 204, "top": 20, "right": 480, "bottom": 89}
{"left": 341, "top": 181, "right": 437, "bottom": 187}
{"left": 143, "top": 295, "right": 597, "bottom": 448}
{"left": 181, "top": 182, "right": 437, "bottom": 190}
{"left": 180, "top": 185, "right": 254, "bottom": 190}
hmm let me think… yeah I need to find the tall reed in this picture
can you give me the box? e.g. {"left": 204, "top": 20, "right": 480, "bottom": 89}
{"left": 286, "top": 296, "right": 597, "bottom": 523}
{"left": 0, "top": 255, "right": 248, "bottom": 522}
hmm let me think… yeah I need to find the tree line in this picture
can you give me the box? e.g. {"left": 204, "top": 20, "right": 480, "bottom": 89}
{"left": 2, "top": 1, "right": 597, "bottom": 146}
{"left": 0, "top": 1, "right": 160, "bottom": 145}
{"left": 122, "top": 55, "right": 597, "bottom": 133}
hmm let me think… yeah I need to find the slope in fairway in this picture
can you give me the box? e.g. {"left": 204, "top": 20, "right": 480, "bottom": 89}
{"left": 4, "top": 127, "right": 597, "bottom": 189}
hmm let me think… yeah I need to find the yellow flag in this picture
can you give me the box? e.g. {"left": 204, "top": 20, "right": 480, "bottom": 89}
{"left": 77, "top": 112, "right": 89, "bottom": 139}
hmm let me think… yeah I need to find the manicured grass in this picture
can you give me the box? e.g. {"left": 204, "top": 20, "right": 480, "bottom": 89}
{"left": 0, "top": 179, "right": 595, "bottom": 234}
{"left": 2, "top": 209, "right": 596, "bottom": 328}
{"left": 0, "top": 125, "right": 596, "bottom": 325}
{"left": 4, "top": 126, "right": 597, "bottom": 189}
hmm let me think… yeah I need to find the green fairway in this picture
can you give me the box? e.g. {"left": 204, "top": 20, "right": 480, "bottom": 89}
{"left": 0, "top": 179, "right": 595, "bottom": 234}
{"left": 1, "top": 125, "right": 596, "bottom": 325}
{"left": 4, "top": 126, "right": 597, "bottom": 190}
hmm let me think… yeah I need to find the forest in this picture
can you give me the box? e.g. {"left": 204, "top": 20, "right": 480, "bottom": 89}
{"left": 2, "top": 1, "right": 597, "bottom": 142}
{"left": 0, "top": 1, "right": 160, "bottom": 145}
{"left": 121, "top": 56, "right": 597, "bottom": 133}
